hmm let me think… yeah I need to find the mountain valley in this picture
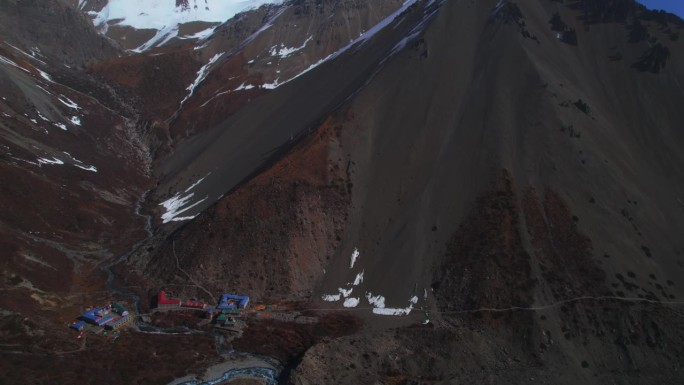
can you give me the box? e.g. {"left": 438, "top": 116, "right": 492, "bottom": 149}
{"left": 1, "top": 0, "right": 684, "bottom": 384}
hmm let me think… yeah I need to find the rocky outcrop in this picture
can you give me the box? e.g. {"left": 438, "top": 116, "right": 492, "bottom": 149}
{"left": 0, "top": 0, "right": 118, "bottom": 67}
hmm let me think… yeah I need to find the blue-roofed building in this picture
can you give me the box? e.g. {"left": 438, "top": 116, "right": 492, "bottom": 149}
{"left": 69, "top": 320, "right": 85, "bottom": 331}
{"left": 96, "top": 315, "right": 114, "bottom": 326}
{"left": 79, "top": 308, "right": 101, "bottom": 325}
{"left": 71, "top": 303, "right": 133, "bottom": 333}
{"left": 216, "top": 294, "right": 249, "bottom": 310}
{"left": 79, "top": 306, "right": 114, "bottom": 325}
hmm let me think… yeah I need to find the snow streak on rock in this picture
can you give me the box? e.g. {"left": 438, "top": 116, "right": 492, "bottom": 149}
{"left": 234, "top": 83, "right": 256, "bottom": 91}
{"left": 159, "top": 173, "right": 210, "bottom": 223}
{"left": 64, "top": 152, "right": 98, "bottom": 172}
{"left": 390, "top": 0, "right": 444, "bottom": 55}
{"left": 241, "top": 6, "right": 286, "bottom": 46}
{"left": 269, "top": 36, "right": 312, "bottom": 58}
{"left": 57, "top": 95, "right": 81, "bottom": 110}
{"left": 36, "top": 69, "right": 53, "bottom": 83}
{"left": 37, "top": 157, "right": 64, "bottom": 166}
{"left": 350, "top": 248, "right": 360, "bottom": 269}
{"left": 181, "top": 53, "right": 223, "bottom": 105}
{"left": 283, "top": 0, "right": 424, "bottom": 86}
{"left": 0, "top": 54, "right": 30, "bottom": 73}
{"left": 132, "top": 25, "right": 180, "bottom": 53}
{"left": 261, "top": 80, "right": 281, "bottom": 89}
{"left": 352, "top": 271, "right": 364, "bottom": 286}
{"left": 74, "top": 164, "right": 98, "bottom": 172}
{"left": 349, "top": 0, "right": 418, "bottom": 45}
{"left": 182, "top": 26, "right": 217, "bottom": 41}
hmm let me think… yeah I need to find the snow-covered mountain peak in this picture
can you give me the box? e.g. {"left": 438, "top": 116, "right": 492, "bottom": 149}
{"left": 84, "top": 0, "right": 286, "bottom": 30}
{"left": 79, "top": 0, "right": 287, "bottom": 51}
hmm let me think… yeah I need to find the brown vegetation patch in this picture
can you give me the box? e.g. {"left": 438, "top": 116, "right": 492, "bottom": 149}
{"left": 89, "top": 49, "right": 199, "bottom": 122}
{"left": 0, "top": 231, "right": 74, "bottom": 294}
{"left": 145, "top": 116, "right": 350, "bottom": 302}
{"left": 149, "top": 310, "right": 209, "bottom": 330}
{"left": 433, "top": 170, "right": 534, "bottom": 316}
{"left": 169, "top": 53, "right": 267, "bottom": 141}
{"left": 523, "top": 189, "right": 608, "bottom": 299}
{"left": 0, "top": 332, "right": 219, "bottom": 385}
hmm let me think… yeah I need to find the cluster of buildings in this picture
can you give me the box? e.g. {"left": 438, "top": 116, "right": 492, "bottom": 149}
{"left": 68, "top": 292, "right": 251, "bottom": 335}
{"left": 205, "top": 294, "right": 250, "bottom": 327}
{"left": 156, "top": 291, "right": 250, "bottom": 328}
{"left": 156, "top": 291, "right": 249, "bottom": 312}
{"left": 68, "top": 302, "right": 133, "bottom": 333}
{"left": 216, "top": 293, "right": 250, "bottom": 310}
{"left": 156, "top": 291, "right": 208, "bottom": 309}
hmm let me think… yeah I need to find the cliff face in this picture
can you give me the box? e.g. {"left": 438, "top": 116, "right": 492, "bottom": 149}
{"left": 0, "top": 0, "right": 118, "bottom": 67}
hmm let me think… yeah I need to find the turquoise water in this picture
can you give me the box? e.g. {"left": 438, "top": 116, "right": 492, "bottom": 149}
{"left": 176, "top": 367, "right": 278, "bottom": 385}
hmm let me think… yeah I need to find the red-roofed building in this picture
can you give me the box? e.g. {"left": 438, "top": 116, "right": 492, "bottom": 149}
{"left": 181, "top": 300, "right": 206, "bottom": 309}
{"left": 157, "top": 291, "right": 181, "bottom": 308}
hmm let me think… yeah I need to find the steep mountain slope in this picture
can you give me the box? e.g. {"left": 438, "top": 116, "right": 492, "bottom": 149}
{"left": 288, "top": 0, "right": 684, "bottom": 383}
{"left": 0, "top": 0, "right": 152, "bottom": 365}
{"left": 85, "top": 0, "right": 407, "bottom": 159}
{"left": 2, "top": 0, "right": 684, "bottom": 383}
{"left": 133, "top": 0, "right": 684, "bottom": 383}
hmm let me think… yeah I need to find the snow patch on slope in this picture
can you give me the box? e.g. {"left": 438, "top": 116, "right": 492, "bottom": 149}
{"left": 36, "top": 69, "right": 53, "bottom": 83}
{"left": 234, "top": 83, "right": 255, "bottom": 91}
{"left": 349, "top": 248, "right": 360, "bottom": 268}
{"left": 343, "top": 297, "right": 360, "bottom": 308}
{"left": 132, "top": 24, "right": 179, "bottom": 52}
{"left": 366, "top": 293, "right": 386, "bottom": 309}
{"left": 338, "top": 287, "right": 353, "bottom": 298}
{"left": 321, "top": 294, "right": 341, "bottom": 302}
{"left": 369, "top": 294, "right": 419, "bottom": 316}
{"left": 269, "top": 36, "right": 313, "bottom": 58}
{"left": 159, "top": 173, "right": 211, "bottom": 223}
{"left": 352, "top": 271, "right": 364, "bottom": 286}
{"left": 316, "top": 244, "right": 427, "bottom": 318}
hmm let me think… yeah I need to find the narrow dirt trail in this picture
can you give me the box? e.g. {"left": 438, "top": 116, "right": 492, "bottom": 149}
{"left": 308, "top": 295, "right": 684, "bottom": 315}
